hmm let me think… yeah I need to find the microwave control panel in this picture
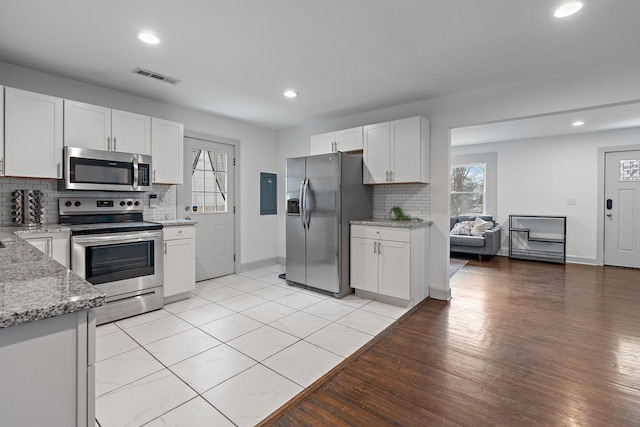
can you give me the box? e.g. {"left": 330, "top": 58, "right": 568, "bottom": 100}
{"left": 139, "top": 164, "right": 151, "bottom": 186}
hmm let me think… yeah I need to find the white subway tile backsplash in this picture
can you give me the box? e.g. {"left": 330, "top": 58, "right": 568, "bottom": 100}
{"left": 372, "top": 183, "right": 430, "bottom": 221}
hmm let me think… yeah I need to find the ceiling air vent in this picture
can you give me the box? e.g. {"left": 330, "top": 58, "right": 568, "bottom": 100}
{"left": 132, "top": 67, "right": 181, "bottom": 85}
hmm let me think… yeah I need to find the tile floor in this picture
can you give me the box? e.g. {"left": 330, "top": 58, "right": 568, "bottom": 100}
{"left": 94, "top": 264, "right": 410, "bottom": 427}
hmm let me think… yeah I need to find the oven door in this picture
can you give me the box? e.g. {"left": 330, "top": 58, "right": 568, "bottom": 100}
{"left": 71, "top": 230, "right": 163, "bottom": 297}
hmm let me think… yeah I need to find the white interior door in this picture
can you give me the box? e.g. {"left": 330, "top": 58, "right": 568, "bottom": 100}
{"left": 178, "top": 137, "right": 235, "bottom": 281}
{"left": 604, "top": 150, "right": 640, "bottom": 268}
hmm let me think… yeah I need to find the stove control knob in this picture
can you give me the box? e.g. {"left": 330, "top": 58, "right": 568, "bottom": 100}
{"left": 65, "top": 201, "right": 72, "bottom": 207}
{"left": 120, "top": 201, "right": 126, "bottom": 206}
{"left": 127, "top": 201, "right": 133, "bottom": 206}
{"left": 134, "top": 201, "right": 140, "bottom": 206}
{"left": 74, "top": 201, "right": 81, "bottom": 207}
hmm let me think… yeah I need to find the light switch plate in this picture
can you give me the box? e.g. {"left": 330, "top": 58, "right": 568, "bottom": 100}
{"left": 567, "top": 197, "right": 577, "bottom": 205}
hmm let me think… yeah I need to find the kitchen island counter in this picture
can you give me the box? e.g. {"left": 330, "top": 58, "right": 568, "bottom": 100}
{"left": 0, "top": 226, "right": 104, "bottom": 328}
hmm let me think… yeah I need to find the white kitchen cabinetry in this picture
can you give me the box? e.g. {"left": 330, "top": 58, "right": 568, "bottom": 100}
{"left": 163, "top": 226, "right": 196, "bottom": 301}
{"left": 23, "top": 232, "right": 70, "bottom": 269}
{"left": 0, "top": 85, "right": 4, "bottom": 176}
{"left": 310, "top": 126, "right": 363, "bottom": 155}
{"left": 152, "top": 118, "right": 184, "bottom": 184}
{"left": 363, "top": 116, "right": 430, "bottom": 184}
{"left": 351, "top": 224, "right": 429, "bottom": 306}
{"left": 4, "top": 87, "right": 63, "bottom": 179}
{"left": 64, "top": 100, "right": 151, "bottom": 154}
{"left": 0, "top": 310, "right": 96, "bottom": 427}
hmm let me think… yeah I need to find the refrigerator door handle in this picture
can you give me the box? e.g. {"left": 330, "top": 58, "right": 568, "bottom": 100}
{"left": 303, "top": 178, "right": 311, "bottom": 228}
{"left": 299, "top": 179, "right": 306, "bottom": 230}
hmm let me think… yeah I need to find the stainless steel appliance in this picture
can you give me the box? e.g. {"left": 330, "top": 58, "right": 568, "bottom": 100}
{"left": 59, "top": 197, "right": 163, "bottom": 325}
{"left": 286, "top": 152, "right": 372, "bottom": 297}
{"left": 64, "top": 146, "right": 152, "bottom": 192}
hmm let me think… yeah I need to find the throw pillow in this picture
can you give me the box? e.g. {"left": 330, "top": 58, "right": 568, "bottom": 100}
{"left": 450, "top": 221, "right": 474, "bottom": 236}
{"left": 470, "top": 217, "right": 494, "bottom": 236}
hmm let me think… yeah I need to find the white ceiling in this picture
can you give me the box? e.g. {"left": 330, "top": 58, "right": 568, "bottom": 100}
{"left": 1, "top": 1, "right": 640, "bottom": 131}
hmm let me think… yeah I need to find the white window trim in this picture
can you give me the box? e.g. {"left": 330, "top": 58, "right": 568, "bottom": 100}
{"left": 451, "top": 152, "right": 497, "bottom": 217}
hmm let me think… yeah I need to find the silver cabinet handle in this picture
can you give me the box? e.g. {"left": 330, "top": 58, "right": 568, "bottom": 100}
{"left": 373, "top": 240, "right": 377, "bottom": 254}
{"left": 113, "top": 137, "right": 117, "bottom": 151}
{"left": 45, "top": 240, "right": 51, "bottom": 257}
{"left": 107, "top": 137, "right": 111, "bottom": 151}
{"left": 377, "top": 242, "right": 381, "bottom": 253}
{"left": 153, "top": 169, "right": 156, "bottom": 182}
{"left": 1, "top": 157, "right": 4, "bottom": 174}
{"left": 164, "top": 242, "right": 167, "bottom": 254}
{"left": 385, "top": 171, "right": 389, "bottom": 182}
{"left": 390, "top": 171, "right": 394, "bottom": 182}
{"left": 57, "top": 162, "right": 61, "bottom": 178}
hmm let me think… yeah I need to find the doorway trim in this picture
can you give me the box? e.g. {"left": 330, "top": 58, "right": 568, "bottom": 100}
{"left": 597, "top": 143, "right": 640, "bottom": 265}
{"left": 182, "top": 130, "right": 241, "bottom": 274}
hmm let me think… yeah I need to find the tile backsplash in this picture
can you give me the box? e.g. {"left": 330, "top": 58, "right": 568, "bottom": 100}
{"left": 372, "top": 183, "right": 430, "bottom": 221}
{"left": 0, "top": 177, "right": 177, "bottom": 225}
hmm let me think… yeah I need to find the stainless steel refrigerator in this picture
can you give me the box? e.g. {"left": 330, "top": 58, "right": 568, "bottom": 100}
{"left": 286, "top": 152, "right": 372, "bottom": 297}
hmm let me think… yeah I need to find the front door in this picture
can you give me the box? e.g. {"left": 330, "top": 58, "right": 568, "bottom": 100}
{"left": 604, "top": 150, "right": 640, "bottom": 268}
{"left": 179, "top": 137, "right": 235, "bottom": 280}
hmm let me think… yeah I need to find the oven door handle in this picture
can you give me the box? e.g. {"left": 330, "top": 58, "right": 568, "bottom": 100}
{"left": 71, "top": 231, "right": 163, "bottom": 246}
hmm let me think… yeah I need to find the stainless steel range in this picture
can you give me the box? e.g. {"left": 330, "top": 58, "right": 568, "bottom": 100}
{"left": 59, "top": 197, "right": 164, "bottom": 325}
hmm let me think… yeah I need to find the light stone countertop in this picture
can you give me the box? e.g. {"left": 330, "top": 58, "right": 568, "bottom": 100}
{"left": 350, "top": 218, "right": 433, "bottom": 229}
{"left": 0, "top": 226, "right": 105, "bottom": 328}
{"left": 152, "top": 219, "right": 197, "bottom": 227}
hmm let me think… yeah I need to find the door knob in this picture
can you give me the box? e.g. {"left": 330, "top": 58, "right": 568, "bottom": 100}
{"left": 606, "top": 213, "right": 612, "bottom": 217}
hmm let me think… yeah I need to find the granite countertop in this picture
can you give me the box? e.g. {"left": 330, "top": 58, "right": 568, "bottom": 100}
{"left": 350, "top": 218, "right": 433, "bottom": 229}
{"left": 0, "top": 227, "right": 105, "bottom": 329}
{"left": 12, "top": 224, "right": 71, "bottom": 236}
{"left": 152, "top": 219, "right": 198, "bottom": 227}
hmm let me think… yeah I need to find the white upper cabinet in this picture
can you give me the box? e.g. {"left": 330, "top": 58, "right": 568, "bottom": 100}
{"left": 310, "top": 126, "right": 363, "bottom": 155}
{"left": 151, "top": 118, "right": 184, "bottom": 184}
{"left": 363, "top": 116, "right": 430, "bottom": 184}
{"left": 64, "top": 100, "right": 151, "bottom": 154}
{"left": 4, "top": 88, "right": 63, "bottom": 179}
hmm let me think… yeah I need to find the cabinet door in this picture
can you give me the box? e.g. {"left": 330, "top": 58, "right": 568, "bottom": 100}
{"left": 0, "top": 85, "right": 4, "bottom": 176}
{"left": 350, "top": 237, "right": 379, "bottom": 293}
{"left": 164, "top": 238, "right": 195, "bottom": 297}
{"left": 310, "top": 132, "right": 335, "bottom": 155}
{"left": 4, "top": 88, "right": 63, "bottom": 179}
{"left": 378, "top": 239, "right": 411, "bottom": 299}
{"left": 335, "top": 126, "right": 363, "bottom": 152}
{"left": 391, "top": 116, "right": 422, "bottom": 183}
{"left": 363, "top": 121, "right": 390, "bottom": 184}
{"left": 112, "top": 109, "right": 151, "bottom": 154}
{"left": 24, "top": 237, "right": 53, "bottom": 257}
{"left": 63, "top": 100, "right": 111, "bottom": 150}
{"left": 152, "top": 118, "right": 184, "bottom": 184}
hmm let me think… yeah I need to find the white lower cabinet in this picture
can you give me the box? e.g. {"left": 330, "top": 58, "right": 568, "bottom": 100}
{"left": 0, "top": 310, "right": 96, "bottom": 427}
{"left": 163, "top": 226, "right": 196, "bottom": 300}
{"left": 23, "top": 232, "right": 70, "bottom": 269}
{"left": 351, "top": 224, "right": 429, "bottom": 306}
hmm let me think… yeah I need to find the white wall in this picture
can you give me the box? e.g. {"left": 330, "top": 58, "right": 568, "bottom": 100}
{"left": 0, "top": 61, "right": 279, "bottom": 268}
{"left": 278, "top": 55, "right": 640, "bottom": 300}
{"left": 453, "top": 127, "right": 640, "bottom": 264}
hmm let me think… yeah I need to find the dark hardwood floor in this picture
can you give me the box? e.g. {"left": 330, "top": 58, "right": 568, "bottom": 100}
{"left": 261, "top": 256, "right": 640, "bottom": 426}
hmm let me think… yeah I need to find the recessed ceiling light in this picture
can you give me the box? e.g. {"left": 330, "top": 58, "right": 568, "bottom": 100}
{"left": 554, "top": 2, "right": 583, "bottom": 18}
{"left": 284, "top": 90, "right": 298, "bottom": 98}
{"left": 572, "top": 120, "right": 585, "bottom": 127}
{"left": 137, "top": 32, "right": 160, "bottom": 45}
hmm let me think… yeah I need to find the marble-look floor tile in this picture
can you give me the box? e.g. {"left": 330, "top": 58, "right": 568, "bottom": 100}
{"left": 193, "top": 280, "right": 224, "bottom": 294}
{"left": 216, "top": 293, "right": 269, "bottom": 312}
{"left": 238, "top": 267, "right": 273, "bottom": 279}
{"left": 115, "top": 309, "right": 172, "bottom": 330}
{"left": 144, "top": 328, "right": 221, "bottom": 366}
{"left": 336, "top": 293, "right": 374, "bottom": 308}
{"left": 302, "top": 298, "right": 357, "bottom": 322}
{"left": 197, "top": 286, "right": 245, "bottom": 303}
{"left": 199, "top": 313, "right": 263, "bottom": 342}
{"left": 241, "top": 301, "right": 297, "bottom": 324}
{"left": 227, "top": 325, "right": 298, "bottom": 361}
{"left": 203, "top": 364, "right": 302, "bottom": 427}
{"left": 174, "top": 302, "right": 235, "bottom": 326}
{"left": 273, "top": 292, "right": 325, "bottom": 310}
{"left": 250, "top": 285, "right": 297, "bottom": 301}
{"left": 163, "top": 295, "right": 211, "bottom": 314}
{"left": 95, "top": 347, "right": 164, "bottom": 397}
{"left": 212, "top": 274, "right": 251, "bottom": 287}
{"left": 170, "top": 344, "right": 256, "bottom": 393}
{"left": 263, "top": 264, "right": 285, "bottom": 273}
{"left": 270, "top": 311, "right": 331, "bottom": 339}
{"left": 144, "top": 396, "right": 235, "bottom": 427}
{"left": 256, "top": 274, "right": 288, "bottom": 286}
{"left": 223, "top": 278, "right": 271, "bottom": 293}
{"left": 123, "top": 316, "right": 193, "bottom": 346}
{"left": 96, "top": 329, "right": 140, "bottom": 362}
{"left": 336, "top": 308, "right": 395, "bottom": 336}
{"left": 305, "top": 322, "right": 373, "bottom": 358}
{"left": 96, "top": 322, "right": 119, "bottom": 338}
{"left": 361, "top": 300, "right": 410, "bottom": 319}
{"left": 263, "top": 340, "right": 343, "bottom": 388}
{"left": 96, "top": 369, "right": 196, "bottom": 427}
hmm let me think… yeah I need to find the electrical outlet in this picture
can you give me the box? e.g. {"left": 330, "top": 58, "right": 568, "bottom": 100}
{"left": 567, "top": 197, "right": 577, "bottom": 205}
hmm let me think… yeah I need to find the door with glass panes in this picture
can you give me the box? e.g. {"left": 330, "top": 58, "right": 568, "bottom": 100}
{"left": 178, "top": 137, "right": 235, "bottom": 280}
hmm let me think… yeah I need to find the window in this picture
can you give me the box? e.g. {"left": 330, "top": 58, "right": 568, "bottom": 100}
{"left": 620, "top": 159, "right": 640, "bottom": 181}
{"left": 191, "top": 148, "right": 227, "bottom": 213}
{"left": 451, "top": 163, "right": 485, "bottom": 215}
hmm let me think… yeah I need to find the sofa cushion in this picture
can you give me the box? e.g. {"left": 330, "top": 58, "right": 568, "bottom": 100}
{"left": 450, "top": 235, "right": 486, "bottom": 247}
{"left": 458, "top": 214, "right": 494, "bottom": 223}
{"left": 470, "top": 217, "right": 494, "bottom": 236}
{"left": 450, "top": 221, "right": 474, "bottom": 235}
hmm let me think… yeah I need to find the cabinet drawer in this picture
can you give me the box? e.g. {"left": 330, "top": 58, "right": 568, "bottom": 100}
{"left": 163, "top": 226, "right": 195, "bottom": 240}
{"left": 351, "top": 225, "right": 410, "bottom": 242}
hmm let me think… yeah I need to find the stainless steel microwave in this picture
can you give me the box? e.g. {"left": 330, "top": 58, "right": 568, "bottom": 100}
{"left": 64, "top": 146, "right": 152, "bottom": 192}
